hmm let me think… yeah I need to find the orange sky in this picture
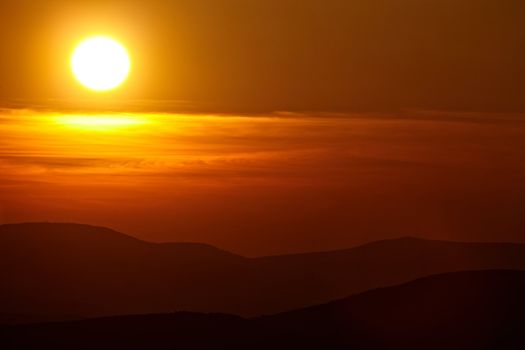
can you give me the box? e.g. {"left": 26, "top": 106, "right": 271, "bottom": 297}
{"left": 0, "top": 1, "right": 524, "bottom": 255}
{"left": 1, "top": 111, "right": 524, "bottom": 255}
{"left": 0, "top": 0, "right": 524, "bottom": 113}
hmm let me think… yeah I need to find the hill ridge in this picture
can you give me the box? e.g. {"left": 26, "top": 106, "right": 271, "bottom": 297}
{"left": 1, "top": 222, "right": 525, "bottom": 319}
{"left": 2, "top": 270, "right": 524, "bottom": 349}
{"left": 3, "top": 222, "right": 525, "bottom": 258}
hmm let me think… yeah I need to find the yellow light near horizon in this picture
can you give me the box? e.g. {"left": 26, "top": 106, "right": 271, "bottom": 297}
{"left": 71, "top": 37, "right": 131, "bottom": 92}
{"left": 55, "top": 115, "right": 147, "bottom": 131}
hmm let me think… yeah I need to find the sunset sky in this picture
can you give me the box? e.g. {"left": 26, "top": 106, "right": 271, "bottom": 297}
{"left": 2, "top": 110, "right": 524, "bottom": 255}
{"left": 1, "top": 0, "right": 524, "bottom": 112}
{"left": 1, "top": 0, "right": 525, "bottom": 256}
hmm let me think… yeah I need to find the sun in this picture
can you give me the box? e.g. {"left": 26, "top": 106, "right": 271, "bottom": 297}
{"left": 71, "top": 36, "right": 131, "bottom": 92}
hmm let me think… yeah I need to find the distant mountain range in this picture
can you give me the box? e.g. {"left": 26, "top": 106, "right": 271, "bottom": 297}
{"left": 1, "top": 223, "right": 525, "bottom": 322}
{"left": 2, "top": 270, "right": 524, "bottom": 349}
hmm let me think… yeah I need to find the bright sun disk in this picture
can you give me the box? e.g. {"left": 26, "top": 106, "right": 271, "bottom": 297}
{"left": 71, "top": 36, "right": 131, "bottom": 92}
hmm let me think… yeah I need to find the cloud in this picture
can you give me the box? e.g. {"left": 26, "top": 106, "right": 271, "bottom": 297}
{"left": 1, "top": 109, "right": 525, "bottom": 255}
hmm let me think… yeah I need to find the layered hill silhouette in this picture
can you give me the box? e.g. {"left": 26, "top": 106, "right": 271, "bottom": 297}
{"left": 1, "top": 270, "right": 524, "bottom": 349}
{"left": 2, "top": 223, "right": 525, "bottom": 322}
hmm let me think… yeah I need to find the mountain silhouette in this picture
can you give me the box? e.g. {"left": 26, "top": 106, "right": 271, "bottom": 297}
{"left": 1, "top": 270, "right": 524, "bottom": 349}
{"left": 256, "top": 270, "right": 525, "bottom": 349}
{"left": 2, "top": 223, "right": 525, "bottom": 322}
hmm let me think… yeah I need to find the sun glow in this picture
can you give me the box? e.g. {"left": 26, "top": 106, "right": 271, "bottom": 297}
{"left": 55, "top": 115, "right": 147, "bottom": 131}
{"left": 71, "top": 36, "right": 131, "bottom": 92}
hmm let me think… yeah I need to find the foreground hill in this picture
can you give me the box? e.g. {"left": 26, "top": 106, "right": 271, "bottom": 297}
{"left": 1, "top": 270, "right": 524, "bottom": 349}
{"left": 2, "top": 223, "right": 525, "bottom": 321}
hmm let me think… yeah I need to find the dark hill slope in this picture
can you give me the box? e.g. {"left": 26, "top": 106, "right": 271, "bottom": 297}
{"left": 1, "top": 271, "right": 524, "bottom": 349}
{"left": 2, "top": 223, "right": 525, "bottom": 320}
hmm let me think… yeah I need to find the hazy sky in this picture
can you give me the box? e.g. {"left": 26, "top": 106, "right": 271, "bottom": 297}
{"left": 0, "top": 0, "right": 524, "bottom": 113}
{"left": 1, "top": 111, "right": 524, "bottom": 255}
{"left": 1, "top": 1, "right": 524, "bottom": 255}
